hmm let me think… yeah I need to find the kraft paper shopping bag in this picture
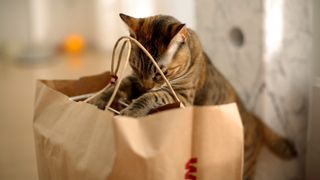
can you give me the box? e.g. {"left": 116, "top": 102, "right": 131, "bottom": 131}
{"left": 33, "top": 36, "right": 244, "bottom": 180}
{"left": 33, "top": 71, "right": 243, "bottom": 179}
{"left": 34, "top": 72, "right": 116, "bottom": 180}
{"left": 108, "top": 104, "right": 243, "bottom": 180}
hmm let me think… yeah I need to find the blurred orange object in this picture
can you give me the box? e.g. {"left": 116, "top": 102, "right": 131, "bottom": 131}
{"left": 64, "top": 34, "right": 85, "bottom": 54}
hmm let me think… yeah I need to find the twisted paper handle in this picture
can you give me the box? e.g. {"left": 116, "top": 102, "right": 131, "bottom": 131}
{"left": 85, "top": 36, "right": 184, "bottom": 112}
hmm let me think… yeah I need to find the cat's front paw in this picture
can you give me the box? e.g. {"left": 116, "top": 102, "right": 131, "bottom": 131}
{"left": 87, "top": 95, "right": 108, "bottom": 110}
{"left": 120, "top": 107, "right": 147, "bottom": 117}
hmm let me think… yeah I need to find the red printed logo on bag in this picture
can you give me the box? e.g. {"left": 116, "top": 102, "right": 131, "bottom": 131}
{"left": 185, "top": 157, "right": 198, "bottom": 180}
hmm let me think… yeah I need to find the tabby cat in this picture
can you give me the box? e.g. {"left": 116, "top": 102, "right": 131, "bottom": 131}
{"left": 88, "top": 13, "right": 297, "bottom": 179}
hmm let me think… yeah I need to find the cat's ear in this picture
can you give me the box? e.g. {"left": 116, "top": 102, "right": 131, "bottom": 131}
{"left": 159, "top": 24, "right": 189, "bottom": 67}
{"left": 169, "top": 24, "right": 189, "bottom": 46}
{"left": 119, "top": 13, "right": 140, "bottom": 34}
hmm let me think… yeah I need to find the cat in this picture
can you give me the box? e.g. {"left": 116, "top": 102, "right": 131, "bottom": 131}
{"left": 88, "top": 13, "right": 297, "bottom": 180}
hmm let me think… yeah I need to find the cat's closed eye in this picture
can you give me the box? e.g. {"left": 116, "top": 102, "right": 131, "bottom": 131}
{"left": 153, "top": 73, "right": 162, "bottom": 82}
{"left": 153, "top": 70, "right": 168, "bottom": 82}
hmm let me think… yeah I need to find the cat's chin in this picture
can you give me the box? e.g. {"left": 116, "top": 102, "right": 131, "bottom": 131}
{"left": 150, "top": 85, "right": 164, "bottom": 91}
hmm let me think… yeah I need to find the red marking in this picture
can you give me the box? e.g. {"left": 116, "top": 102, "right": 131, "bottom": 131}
{"left": 185, "top": 174, "right": 197, "bottom": 180}
{"left": 110, "top": 75, "right": 118, "bottom": 84}
{"left": 185, "top": 157, "right": 198, "bottom": 180}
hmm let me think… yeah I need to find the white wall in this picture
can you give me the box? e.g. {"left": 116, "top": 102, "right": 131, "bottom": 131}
{"left": 0, "top": 0, "right": 196, "bottom": 53}
{"left": 314, "top": 0, "right": 320, "bottom": 76}
{"left": 0, "top": 0, "right": 96, "bottom": 52}
{"left": 0, "top": 0, "right": 30, "bottom": 45}
{"left": 153, "top": 0, "right": 195, "bottom": 29}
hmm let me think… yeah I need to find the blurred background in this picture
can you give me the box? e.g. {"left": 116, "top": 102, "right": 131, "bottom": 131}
{"left": 0, "top": 0, "right": 319, "bottom": 179}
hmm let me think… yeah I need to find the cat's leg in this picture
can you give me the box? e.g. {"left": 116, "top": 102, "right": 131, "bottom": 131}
{"left": 120, "top": 89, "right": 181, "bottom": 117}
{"left": 243, "top": 124, "right": 264, "bottom": 180}
{"left": 243, "top": 155, "right": 257, "bottom": 180}
{"left": 87, "top": 75, "right": 144, "bottom": 110}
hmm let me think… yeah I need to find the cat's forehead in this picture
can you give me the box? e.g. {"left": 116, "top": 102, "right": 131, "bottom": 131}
{"left": 136, "top": 16, "right": 180, "bottom": 42}
{"left": 120, "top": 14, "right": 184, "bottom": 59}
{"left": 133, "top": 16, "right": 181, "bottom": 56}
{"left": 141, "top": 16, "right": 178, "bottom": 30}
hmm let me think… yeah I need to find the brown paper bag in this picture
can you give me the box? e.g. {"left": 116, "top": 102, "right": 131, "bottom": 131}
{"left": 33, "top": 72, "right": 244, "bottom": 180}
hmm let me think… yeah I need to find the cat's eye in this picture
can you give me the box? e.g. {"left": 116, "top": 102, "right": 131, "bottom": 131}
{"left": 153, "top": 73, "right": 162, "bottom": 82}
{"left": 159, "top": 65, "right": 168, "bottom": 75}
{"left": 153, "top": 70, "right": 168, "bottom": 82}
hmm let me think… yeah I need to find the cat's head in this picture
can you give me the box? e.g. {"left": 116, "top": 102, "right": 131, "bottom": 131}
{"left": 120, "top": 13, "right": 190, "bottom": 90}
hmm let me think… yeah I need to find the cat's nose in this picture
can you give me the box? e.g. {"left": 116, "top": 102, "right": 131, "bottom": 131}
{"left": 143, "top": 81, "right": 154, "bottom": 90}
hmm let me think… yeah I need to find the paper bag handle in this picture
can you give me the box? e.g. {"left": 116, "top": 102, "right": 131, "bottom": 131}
{"left": 85, "top": 36, "right": 184, "bottom": 113}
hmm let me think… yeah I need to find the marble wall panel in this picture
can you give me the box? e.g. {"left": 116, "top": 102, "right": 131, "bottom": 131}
{"left": 196, "top": 0, "right": 312, "bottom": 179}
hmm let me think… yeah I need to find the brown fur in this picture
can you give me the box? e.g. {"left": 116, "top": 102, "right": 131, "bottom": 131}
{"left": 88, "top": 14, "right": 297, "bottom": 179}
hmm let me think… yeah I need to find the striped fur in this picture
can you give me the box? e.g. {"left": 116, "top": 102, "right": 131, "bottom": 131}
{"left": 88, "top": 14, "right": 297, "bottom": 179}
